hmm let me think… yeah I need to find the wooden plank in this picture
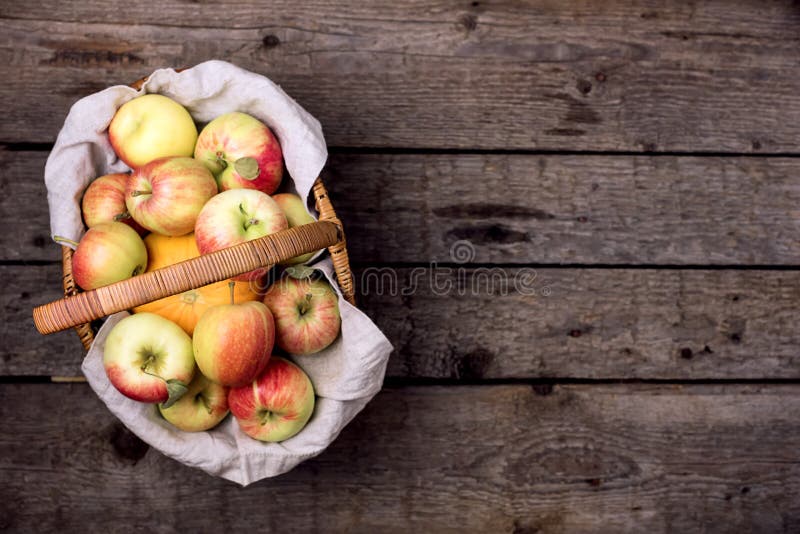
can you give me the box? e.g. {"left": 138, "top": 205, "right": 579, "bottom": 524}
{"left": 7, "top": 148, "right": 800, "bottom": 265}
{"left": 5, "top": 263, "right": 799, "bottom": 379}
{"left": 0, "top": 149, "right": 55, "bottom": 261}
{"left": 329, "top": 152, "right": 800, "bottom": 265}
{"left": 0, "top": 383, "right": 798, "bottom": 532}
{"left": 3, "top": 1, "right": 800, "bottom": 150}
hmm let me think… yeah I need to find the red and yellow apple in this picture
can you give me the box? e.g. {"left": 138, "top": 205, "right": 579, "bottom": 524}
{"left": 228, "top": 357, "right": 315, "bottom": 442}
{"left": 81, "top": 173, "right": 146, "bottom": 235}
{"left": 262, "top": 274, "right": 341, "bottom": 355}
{"left": 194, "top": 188, "right": 288, "bottom": 281}
{"left": 194, "top": 112, "right": 283, "bottom": 194}
{"left": 126, "top": 156, "right": 218, "bottom": 236}
{"left": 272, "top": 193, "right": 318, "bottom": 265}
{"left": 109, "top": 94, "right": 198, "bottom": 168}
{"left": 193, "top": 299, "right": 274, "bottom": 387}
{"left": 69, "top": 221, "right": 147, "bottom": 290}
{"left": 158, "top": 373, "right": 229, "bottom": 432}
{"left": 104, "top": 313, "right": 195, "bottom": 404}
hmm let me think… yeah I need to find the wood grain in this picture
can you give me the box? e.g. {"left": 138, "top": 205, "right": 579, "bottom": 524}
{"left": 6, "top": 263, "right": 799, "bottom": 379}
{"left": 7, "top": 148, "right": 800, "bottom": 265}
{"left": 328, "top": 152, "right": 800, "bottom": 265}
{"left": 3, "top": 1, "right": 800, "bottom": 150}
{"left": 0, "top": 383, "right": 798, "bottom": 532}
{"left": 3, "top": 2, "right": 800, "bottom": 530}
{"left": 363, "top": 266, "right": 800, "bottom": 380}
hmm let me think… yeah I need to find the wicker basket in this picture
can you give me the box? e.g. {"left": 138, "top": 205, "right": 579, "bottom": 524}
{"left": 32, "top": 74, "right": 355, "bottom": 348}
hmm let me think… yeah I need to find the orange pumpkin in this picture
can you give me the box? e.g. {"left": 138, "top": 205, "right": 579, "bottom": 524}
{"left": 132, "top": 233, "right": 261, "bottom": 334}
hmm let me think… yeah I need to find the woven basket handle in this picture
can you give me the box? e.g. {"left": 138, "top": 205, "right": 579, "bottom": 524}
{"left": 33, "top": 178, "right": 355, "bottom": 337}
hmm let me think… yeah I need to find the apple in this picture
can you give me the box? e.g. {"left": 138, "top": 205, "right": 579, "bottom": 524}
{"left": 194, "top": 112, "right": 283, "bottom": 194}
{"left": 194, "top": 188, "right": 288, "bottom": 281}
{"left": 63, "top": 221, "right": 147, "bottom": 290}
{"left": 228, "top": 357, "right": 315, "bottom": 442}
{"left": 272, "top": 193, "right": 318, "bottom": 265}
{"left": 262, "top": 273, "right": 341, "bottom": 355}
{"left": 81, "top": 173, "right": 146, "bottom": 235}
{"left": 104, "top": 312, "right": 195, "bottom": 405}
{"left": 158, "top": 373, "right": 229, "bottom": 432}
{"left": 126, "top": 156, "right": 218, "bottom": 236}
{"left": 193, "top": 296, "right": 275, "bottom": 387}
{"left": 108, "top": 94, "right": 198, "bottom": 169}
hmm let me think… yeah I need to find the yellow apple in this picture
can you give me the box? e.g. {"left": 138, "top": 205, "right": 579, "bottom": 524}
{"left": 109, "top": 94, "right": 198, "bottom": 168}
{"left": 158, "top": 373, "right": 229, "bottom": 432}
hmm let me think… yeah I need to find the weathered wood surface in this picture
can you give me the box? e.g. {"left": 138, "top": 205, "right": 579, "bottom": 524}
{"left": 4, "top": 1, "right": 800, "bottom": 151}
{"left": 5, "top": 263, "right": 799, "bottom": 379}
{"left": 3, "top": 1, "right": 800, "bottom": 529}
{"left": 329, "top": 153, "right": 800, "bottom": 265}
{"left": 7, "top": 148, "right": 800, "bottom": 265}
{"left": 0, "top": 383, "right": 798, "bottom": 533}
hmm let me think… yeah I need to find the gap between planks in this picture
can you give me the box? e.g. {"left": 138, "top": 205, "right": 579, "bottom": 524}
{"left": 12, "top": 141, "right": 800, "bottom": 158}
{"left": 30, "top": 377, "right": 800, "bottom": 385}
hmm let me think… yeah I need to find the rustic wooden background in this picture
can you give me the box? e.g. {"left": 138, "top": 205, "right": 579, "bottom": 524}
{"left": 2, "top": 1, "right": 800, "bottom": 532}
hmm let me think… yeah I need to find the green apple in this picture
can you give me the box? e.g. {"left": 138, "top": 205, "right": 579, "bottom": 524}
{"left": 104, "top": 313, "right": 195, "bottom": 404}
{"left": 108, "top": 94, "right": 198, "bottom": 168}
{"left": 158, "top": 373, "right": 229, "bottom": 432}
{"left": 272, "top": 193, "right": 319, "bottom": 265}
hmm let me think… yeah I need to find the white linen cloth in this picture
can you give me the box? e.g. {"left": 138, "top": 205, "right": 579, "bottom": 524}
{"left": 44, "top": 61, "right": 392, "bottom": 485}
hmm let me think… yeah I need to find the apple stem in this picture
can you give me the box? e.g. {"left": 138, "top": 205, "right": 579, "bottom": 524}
{"left": 258, "top": 410, "right": 273, "bottom": 426}
{"left": 113, "top": 211, "right": 132, "bottom": 221}
{"left": 198, "top": 394, "right": 212, "bottom": 414}
{"left": 242, "top": 218, "right": 259, "bottom": 231}
{"left": 53, "top": 235, "right": 79, "bottom": 248}
{"left": 298, "top": 293, "right": 313, "bottom": 315}
{"left": 140, "top": 354, "right": 156, "bottom": 373}
{"left": 228, "top": 281, "right": 235, "bottom": 305}
{"left": 130, "top": 190, "right": 149, "bottom": 197}
{"left": 216, "top": 151, "right": 229, "bottom": 169}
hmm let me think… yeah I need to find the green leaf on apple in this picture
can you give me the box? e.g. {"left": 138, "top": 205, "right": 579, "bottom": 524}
{"left": 234, "top": 157, "right": 261, "bottom": 180}
{"left": 162, "top": 379, "right": 189, "bottom": 409}
{"left": 285, "top": 265, "right": 316, "bottom": 280}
